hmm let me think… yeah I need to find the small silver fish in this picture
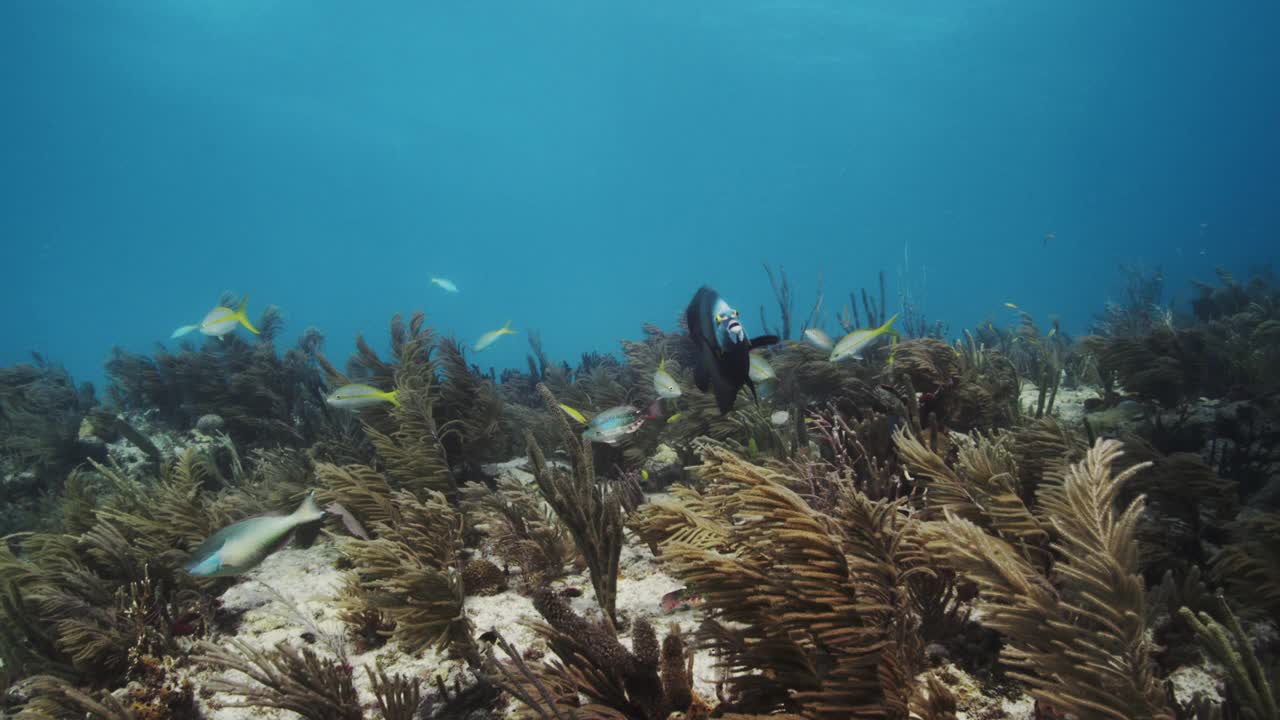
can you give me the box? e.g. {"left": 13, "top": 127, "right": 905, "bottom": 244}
{"left": 748, "top": 349, "right": 776, "bottom": 383}
{"left": 653, "top": 357, "right": 681, "bottom": 399}
{"left": 830, "top": 314, "right": 899, "bottom": 363}
{"left": 430, "top": 277, "right": 460, "bottom": 293}
{"left": 326, "top": 383, "right": 400, "bottom": 408}
{"left": 803, "top": 327, "right": 835, "bottom": 352}
{"left": 582, "top": 405, "right": 647, "bottom": 446}
{"left": 770, "top": 410, "right": 790, "bottom": 426}
{"left": 184, "top": 493, "right": 325, "bottom": 577}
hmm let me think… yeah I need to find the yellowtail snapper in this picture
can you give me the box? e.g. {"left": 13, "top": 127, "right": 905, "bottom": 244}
{"left": 474, "top": 320, "right": 517, "bottom": 352}
{"left": 803, "top": 327, "right": 835, "bottom": 352}
{"left": 171, "top": 295, "right": 260, "bottom": 340}
{"left": 830, "top": 313, "right": 899, "bottom": 363}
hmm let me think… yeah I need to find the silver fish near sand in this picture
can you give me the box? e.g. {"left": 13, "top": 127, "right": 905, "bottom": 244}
{"left": 474, "top": 320, "right": 517, "bottom": 352}
{"left": 653, "top": 357, "right": 681, "bottom": 399}
{"left": 184, "top": 493, "right": 325, "bottom": 577}
{"left": 830, "top": 314, "right": 899, "bottom": 363}
{"left": 582, "top": 405, "right": 648, "bottom": 446}
{"left": 326, "top": 383, "right": 400, "bottom": 408}
{"left": 171, "top": 295, "right": 260, "bottom": 339}
{"left": 804, "top": 327, "right": 835, "bottom": 352}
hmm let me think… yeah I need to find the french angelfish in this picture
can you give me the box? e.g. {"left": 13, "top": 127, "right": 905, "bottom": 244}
{"left": 184, "top": 492, "right": 325, "bottom": 577}
{"left": 684, "top": 286, "right": 779, "bottom": 414}
{"left": 172, "top": 295, "right": 260, "bottom": 339}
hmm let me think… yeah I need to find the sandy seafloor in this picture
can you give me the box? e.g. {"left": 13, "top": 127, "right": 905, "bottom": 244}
{"left": 173, "top": 379, "right": 1234, "bottom": 719}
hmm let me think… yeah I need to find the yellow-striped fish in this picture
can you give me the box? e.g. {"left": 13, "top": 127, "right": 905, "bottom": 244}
{"left": 474, "top": 320, "right": 517, "bottom": 352}
{"left": 558, "top": 404, "right": 588, "bottom": 423}
{"left": 653, "top": 357, "right": 681, "bottom": 399}
{"left": 326, "top": 384, "right": 400, "bottom": 408}
{"left": 830, "top": 314, "right": 899, "bottom": 363}
{"left": 172, "top": 295, "right": 260, "bottom": 339}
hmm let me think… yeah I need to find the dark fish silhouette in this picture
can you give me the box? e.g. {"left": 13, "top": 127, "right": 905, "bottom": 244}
{"left": 685, "top": 286, "right": 779, "bottom": 414}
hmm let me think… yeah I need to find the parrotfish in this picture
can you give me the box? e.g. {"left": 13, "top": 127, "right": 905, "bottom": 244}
{"left": 474, "top": 320, "right": 517, "bottom": 352}
{"left": 582, "top": 404, "right": 653, "bottom": 446}
{"left": 184, "top": 493, "right": 325, "bottom": 577}
{"left": 684, "top": 286, "right": 779, "bottom": 414}
{"left": 803, "top": 327, "right": 835, "bottom": 352}
{"left": 326, "top": 383, "right": 400, "bottom": 408}
{"left": 171, "top": 295, "right": 260, "bottom": 339}
{"left": 830, "top": 313, "right": 899, "bottom": 363}
{"left": 430, "top": 277, "right": 460, "bottom": 293}
{"left": 653, "top": 357, "right": 682, "bottom": 399}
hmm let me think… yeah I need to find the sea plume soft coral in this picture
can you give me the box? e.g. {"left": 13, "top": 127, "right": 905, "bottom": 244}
{"left": 922, "top": 438, "right": 1173, "bottom": 720}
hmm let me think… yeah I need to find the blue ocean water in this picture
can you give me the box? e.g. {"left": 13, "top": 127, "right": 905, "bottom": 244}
{"left": 3, "top": 1, "right": 1277, "bottom": 388}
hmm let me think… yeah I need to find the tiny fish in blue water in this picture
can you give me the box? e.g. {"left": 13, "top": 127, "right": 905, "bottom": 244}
{"left": 430, "top": 277, "right": 460, "bottom": 293}
{"left": 804, "top": 328, "right": 835, "bottom": 352}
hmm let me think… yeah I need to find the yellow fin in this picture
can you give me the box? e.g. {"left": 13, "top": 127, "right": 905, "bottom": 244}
{"left": 383, "top": 389, "right": 400, "bottom": 407}
{"left": 235, "top": 294, "right": 260, "bottom": 334}
{"left": 666, "top": 413, "right": 683, "bottom": 424}
{"left": 499, "top": 319, "right": 517, "bottom": 335}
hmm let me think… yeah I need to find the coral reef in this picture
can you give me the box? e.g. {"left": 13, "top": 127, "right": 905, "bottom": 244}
{"left": 3, "top": 265, "right": 1280, "bottom": 720}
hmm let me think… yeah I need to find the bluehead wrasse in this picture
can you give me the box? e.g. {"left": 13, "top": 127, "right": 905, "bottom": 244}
{"left": 1004, "top": 302, "right": 1020, "bottom": 310}
{"left": 653, "top": 357, "right": 681, "bottom": 399}
{"left": 429, "top": 277, "right": 460, "bottom": 293}
{"left": 474, "top": 320, "right": 517, "bottom": 351}
{"left": 184, "top": 492, "right": 325, "bottom": 577}
{"left": 641, "top": 469, "right": 649, "bottom": 481}
{"left": 830, "top": 313, "right": 899, "bottom": 363}
{"left": 558, "top": 403, "right": 587, "bottom": 424}
{"left": 326, "top": 384, "right": 400, "bottom": 409}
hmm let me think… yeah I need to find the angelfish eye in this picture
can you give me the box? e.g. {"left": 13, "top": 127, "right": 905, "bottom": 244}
{"left": 715, "top": 313, "right": 726, "bottom": 323}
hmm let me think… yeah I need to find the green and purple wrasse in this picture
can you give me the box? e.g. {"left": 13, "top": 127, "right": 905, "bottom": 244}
{"left": 582, "top": 405, "right": 649, "bottom": 445}
{"left": 171, "top": 295, "right": 260, "bottom": 339}
{"left": 830, "top": 313, "right": 899, "bottom": 363}
{"left": 474, "top": 320, "right": 517, "bottom": 352}
{"left": 326, "top": 383, "right": 400, "bottom": 409}
{"left": 184, "top": 493, "right": 325, "bottom": 577}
